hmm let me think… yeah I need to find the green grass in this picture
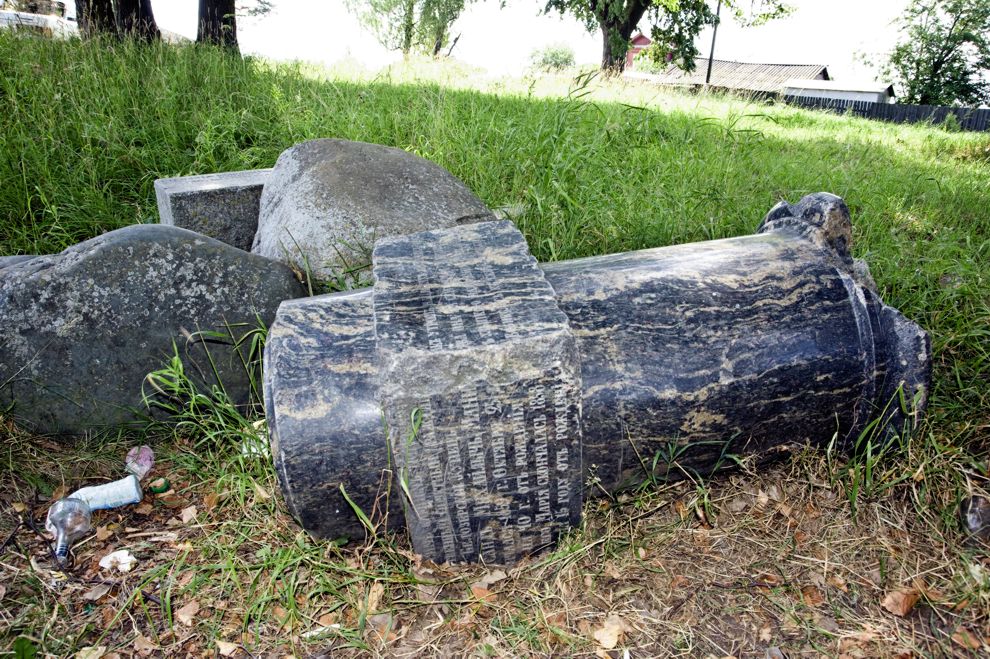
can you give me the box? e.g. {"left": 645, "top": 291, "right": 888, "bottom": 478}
{"left": 1, "top": 34, "right": 988, "bottom": 434}
{"left": 1, "top": 32, "right": 989, "bottom": 657}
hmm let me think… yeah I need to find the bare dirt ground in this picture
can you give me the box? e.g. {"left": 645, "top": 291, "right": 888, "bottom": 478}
{"left": 2, "top": 426, "right": 988, "bottom": 658}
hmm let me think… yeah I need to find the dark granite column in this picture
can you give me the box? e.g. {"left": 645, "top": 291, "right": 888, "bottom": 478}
{"left": 263, "top": 193, "right": 931, "bottom": 558}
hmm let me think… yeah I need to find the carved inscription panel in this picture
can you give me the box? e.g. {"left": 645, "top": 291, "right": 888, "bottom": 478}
{"left": 373, "top": 221, "right": 583, "bottom": 564}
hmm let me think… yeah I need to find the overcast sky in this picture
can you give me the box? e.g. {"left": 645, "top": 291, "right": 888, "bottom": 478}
{"left": 133, "top": 1, "right": 909, "bottom": 80}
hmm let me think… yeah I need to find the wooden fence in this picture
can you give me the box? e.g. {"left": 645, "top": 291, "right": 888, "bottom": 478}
{"left": 782, "top": 95, "right": 990, "bottom": 132}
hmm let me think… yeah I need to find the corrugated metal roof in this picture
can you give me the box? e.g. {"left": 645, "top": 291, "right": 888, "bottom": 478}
{"left": 638, "top": 59, "right": 829, "bottom": 94}
{"left": 782, "top": 78, "right": 895, "bottom": 96}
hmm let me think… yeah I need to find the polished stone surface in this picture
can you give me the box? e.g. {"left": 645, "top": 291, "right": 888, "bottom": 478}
{"left": 264, "top": 291, "right": 402, "bottom": 542}
{"left": 155, "top": 169, "right": 270, "bottom": 252}
{"left": 264, "top": 194, "right": 931, "bottom": 561}
{"left": 372, "top": 221, "right": 583, "bottom": 564}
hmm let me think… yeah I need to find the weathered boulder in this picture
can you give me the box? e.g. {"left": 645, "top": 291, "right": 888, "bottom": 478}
{"left": 1, "top": 256, "right": 36, "bottom": 270}
{"left": 252, "top": 139, "right": 495, "bottom": 284}
{"left": 0, "top": 224, "right": 307, "bottom": 436}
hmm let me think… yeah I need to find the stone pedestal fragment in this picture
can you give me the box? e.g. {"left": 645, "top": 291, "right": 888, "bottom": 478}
{"left": 265, "top": 194, "right": 931, "bottom": 562}
{"left": 372, "top": 221, "right": 583, "bottom": 564}
{"left": 155, "top": 169, "right": 270, "bottom": 251}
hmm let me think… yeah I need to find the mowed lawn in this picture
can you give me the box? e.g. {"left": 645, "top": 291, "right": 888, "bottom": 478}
{"left": 1, "top": 34, "right": 989, "bottom": 656}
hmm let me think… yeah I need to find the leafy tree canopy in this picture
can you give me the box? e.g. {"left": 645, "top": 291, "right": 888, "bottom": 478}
{"left": 882, "top": 0, "right": 990, "bottom": 106}
{"left": 544, "top": 0, "right": 791, "bottom": 72}
{"left": 347, "top": 0, "right": 470, "bottom": 56}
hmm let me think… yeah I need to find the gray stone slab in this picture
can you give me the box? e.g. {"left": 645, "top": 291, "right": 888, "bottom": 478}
{"left": 155, "top": 169, "right": 270, "bottom": 251}
{"left": 0, "top": 224, "right": 306, "bottom": 436}
{"left": 372, "top": 221, "right": 583, "bottom": 564}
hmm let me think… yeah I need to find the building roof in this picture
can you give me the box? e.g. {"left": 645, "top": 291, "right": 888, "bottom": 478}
{"left": 641, "top": 58, "right": 830, "bottom": 94}
{"left": 630, "top": 33, "right": 651, "bottom": 47}
{"left": 782, "top": 78, "right": 895, "bottom": 97}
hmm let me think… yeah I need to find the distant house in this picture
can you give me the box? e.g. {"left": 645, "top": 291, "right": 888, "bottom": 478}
{"left": 625, "top": 33, "right": 652, "bottom": 70}
{"left": 782, "top": 79, "right": 895, "bottom": 104}
{"left": 626, "top": 58, "right": 830, "bottom": 95}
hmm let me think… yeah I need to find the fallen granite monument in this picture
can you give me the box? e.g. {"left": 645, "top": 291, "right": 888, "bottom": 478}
{"left": 265, "top": 192, "right": 931, "bottom": 565}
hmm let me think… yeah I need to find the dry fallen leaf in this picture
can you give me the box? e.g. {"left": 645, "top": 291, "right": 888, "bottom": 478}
{"left": 11, "top": 502, "right": 27, "bottom": 513}
{"left": 951, "top": 628, "right": 982, "bottom": 650}
{"left": 802, "top": 585, "right": 825, "bottom": 607}
{"left": 83, "top": 583, "right": 111, "bottom": 601}
{"left": 838, "top": 629, "right": 878, "bottom": 653}
{"left": 95, "top": 525, "right": 112, "bottom": 541}
{"left": 366, "top": 581, "right": 384, "bottom": 613}
{"left": 753, "top": 489, "right": 770, "bottom": 514}
{"left": 725, "top": 494, "right": 750, "bottom": 513}
{"left": 273, "top": 605, "right": 292, "bottom": 632}
{"left": 670, "top": 575, "right": 690, "bottom": 590}
{"left": 757, "top": 573, "right": 784, "bottom": 588}
{"left": 478, "top": 569, "right": 508, "bottom": 588}
{"left": 592, "top": 614, "right": 628, "bottom": 650}
{"left": 203, "top": 492, "right": 219, "bottom": 511}
{"left": 367, "top": 612, "right": 395, "bottom": 640}
{"left": 827, "top": 573, "right": 848, "bottom": 593}
{"left": 758, "top": 625, "right": 772, "bottom": 642}
{"left": 317, "top": 612, "right": 339, "bottom": 626}
{"left": 881, "top": 588, "right": 920, "bottom": 617}
{"left": 215, "top": 640, "right": 239, "bottom": 656}
{"left": 133, "top": 634, "right": 157, "bottom": 654}
{"left": 134, "top": 502, "right": 154, "bottom": 516}
{"left": 470, "top": 584, "right": 495, "bottom": 602}
{"left": 75, "top": 647, "right": 106, "bottom": 659}
{"left": 175, "top": 600, "right": 200, "bottom": 626}
{"left": 253, "top": 481, "right": 272, "bottom": 500}
{"left": 180, "top": 505, "right": 197, "bottom": 524}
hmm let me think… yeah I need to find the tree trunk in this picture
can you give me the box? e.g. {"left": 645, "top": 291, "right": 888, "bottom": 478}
{"left": 599, "top": 23, "right": 626, "bottom": 73}
{"left": 74, "top": 0, "right": 118, "bottom": 38}
{"left": 117, "top": 0, "right": 160, "bottom": 41}
{"left": 197, "top": 0, "right": 239, "bottom": 51}
{"left": 400, "top": 0, "right": 415, "bottom": 56}
{"left": 597, "top": 0, "right": 650, "bottom": 73}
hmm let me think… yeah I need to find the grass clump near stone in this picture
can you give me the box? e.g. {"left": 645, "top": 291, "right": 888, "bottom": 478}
{"left": 1, "top": 32, "right": 989, "bottom": 656}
